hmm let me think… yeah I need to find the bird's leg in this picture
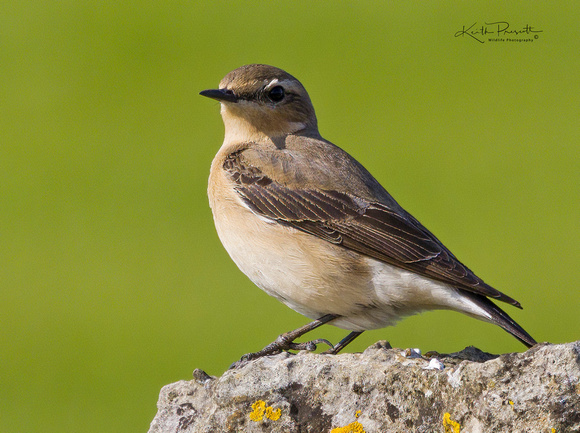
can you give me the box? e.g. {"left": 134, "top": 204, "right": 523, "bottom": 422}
{"left": 245, "top": 314, "right": 337, "bottom": 358}
{"left": 231, "top": 314, "right": 337, "bottom": 367}
{"left": 323, "top": 331, "right": 364, "bottom": 355}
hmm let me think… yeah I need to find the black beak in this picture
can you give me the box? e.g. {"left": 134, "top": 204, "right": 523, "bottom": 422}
{"left": 199, "top": 88, "right": 238, "bottom": 103}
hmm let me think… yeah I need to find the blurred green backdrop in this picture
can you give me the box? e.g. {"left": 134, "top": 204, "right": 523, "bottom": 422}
{"left": 1, "top": 1, "right": 578, "bottom": 432}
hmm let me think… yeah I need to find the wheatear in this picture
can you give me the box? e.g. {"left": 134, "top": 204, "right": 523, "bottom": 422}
{"left": 201, "top": 64, "right": 536, "bottom": 361}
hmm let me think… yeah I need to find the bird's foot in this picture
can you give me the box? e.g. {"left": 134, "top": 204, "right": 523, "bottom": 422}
{"left": 229, "top": 335, "right": 335, "bottom": 369}
{"left": 228, "top": 315, "right": 339, "bottom": 369}
{"left": 291, "top": 338, "right": 334, "bottom": 351}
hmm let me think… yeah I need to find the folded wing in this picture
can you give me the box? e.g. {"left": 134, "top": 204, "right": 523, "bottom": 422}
{"left": 224, "top": 150, "right": 522, "bottom": 307}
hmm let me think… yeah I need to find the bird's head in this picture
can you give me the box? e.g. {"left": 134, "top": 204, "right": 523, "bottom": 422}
{"left": 201, "top": 64, "right": 318, "bottom": 143}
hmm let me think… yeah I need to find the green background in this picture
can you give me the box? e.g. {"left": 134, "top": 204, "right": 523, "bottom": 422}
{"left": 1, "top": 1, "right": 578, "bottom": 432}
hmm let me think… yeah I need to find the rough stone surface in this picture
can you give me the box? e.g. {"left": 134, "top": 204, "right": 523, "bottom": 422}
{"left": 148, "top": 341, "right": 580, "bottom": 432}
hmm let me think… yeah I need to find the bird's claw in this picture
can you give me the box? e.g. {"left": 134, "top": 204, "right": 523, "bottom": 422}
{"left": 288, "top": 338, "right": 334, "bottom": 352}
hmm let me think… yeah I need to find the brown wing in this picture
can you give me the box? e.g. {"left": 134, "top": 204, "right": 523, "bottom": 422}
{"left": 224, "top": 151, "right": 522, "bottom": 307}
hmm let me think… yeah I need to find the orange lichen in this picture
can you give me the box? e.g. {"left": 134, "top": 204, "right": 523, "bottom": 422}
{"left": 265, "top": 406, "right": 281, "bottom": 421}
{"left": 355, "top": 410, "right": 361, "bottom": 418}
{"left": 248, "top": 400, "right": 281, "bottom": 422}
{"left": 330, "top": 421, "right": 366, "bottom": 433}
{"left": 249, "top": 400, "right": 266, "bottom": 422}
{"left": 508, "top": 400, "right": 514, "bottom": 406}
{"left": 442, "top": 412, "right": 461, "bottom": 433}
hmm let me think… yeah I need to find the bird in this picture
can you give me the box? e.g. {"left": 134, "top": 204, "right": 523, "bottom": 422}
{"left": 200, "top": 64, "right": 536, "bottom": 362}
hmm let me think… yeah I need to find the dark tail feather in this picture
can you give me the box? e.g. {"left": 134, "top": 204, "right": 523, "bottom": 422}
{"left": 463, "top": 292, "right": 537, "bottom": 348}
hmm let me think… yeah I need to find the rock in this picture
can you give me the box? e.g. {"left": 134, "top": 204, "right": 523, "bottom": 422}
{"left": 148, "top": 341, "right": 580, "bottom": 432}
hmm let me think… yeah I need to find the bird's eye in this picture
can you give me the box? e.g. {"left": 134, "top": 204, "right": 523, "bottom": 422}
{"left": 267, "top": 86, "right": 285, "bottom": 102}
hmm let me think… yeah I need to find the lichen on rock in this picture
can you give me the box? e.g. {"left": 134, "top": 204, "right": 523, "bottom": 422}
{"left": 148, "top": 341, "right": 580, "bottom": 432}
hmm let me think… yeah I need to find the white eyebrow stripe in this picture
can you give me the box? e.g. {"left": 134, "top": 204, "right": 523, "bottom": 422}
{"left": 265, "top": 79, "right": 294, "bottom": 89}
